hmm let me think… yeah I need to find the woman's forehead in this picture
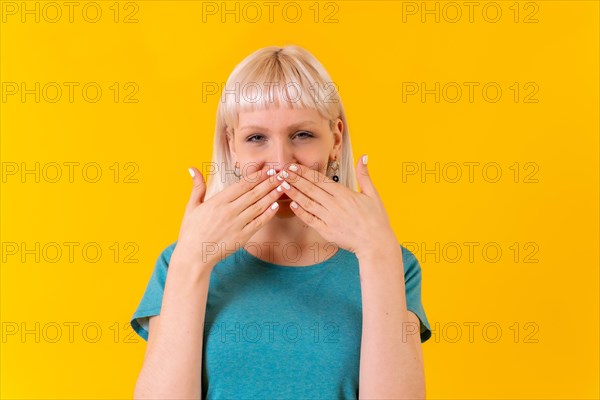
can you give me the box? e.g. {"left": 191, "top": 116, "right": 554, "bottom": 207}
{"left": 237, "top": 106, "right": 325, "bottom": 126}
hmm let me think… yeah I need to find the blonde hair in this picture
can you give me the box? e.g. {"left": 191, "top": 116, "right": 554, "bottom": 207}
{"left": 204, "top": 44, "right": 357, "bottom": 200}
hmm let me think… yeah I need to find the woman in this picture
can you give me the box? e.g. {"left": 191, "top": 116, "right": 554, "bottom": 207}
{"left": 130, "top": 45, "right": 432, "bottom": 399}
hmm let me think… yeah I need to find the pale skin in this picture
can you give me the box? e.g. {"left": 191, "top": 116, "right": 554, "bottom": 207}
{"left": 227, "top": 106, "right": 344, "bottom": 265}
{"left": 134, "top": 105, "right": 426, "bottom": 399}
{"left": 134, "top": 162, "right": 285, "bottom": 399}
{"left": 285, "top": 162, "right": 425, "bottom": 397}
{"left": 229, "top": 106, "right": 426, "bottom": 398}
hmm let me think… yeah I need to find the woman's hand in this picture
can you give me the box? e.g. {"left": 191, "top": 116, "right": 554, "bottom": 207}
{"left": 277, "top": 155, "right": 399, "bottom": 257}
{"left": 173, "top": 163, "right": 284, "bottom": 270}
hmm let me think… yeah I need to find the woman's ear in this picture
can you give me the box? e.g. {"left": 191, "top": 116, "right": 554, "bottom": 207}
{"left": 226, "top": 128, "right": 237, "bottom": 159}
{"left": 331, "top": 118, "right": 343, "bottom": 156}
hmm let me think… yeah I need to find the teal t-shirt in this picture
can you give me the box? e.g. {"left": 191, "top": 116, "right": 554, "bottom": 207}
{"left": 130, "top": 241, "right": 432, "bottom": 399}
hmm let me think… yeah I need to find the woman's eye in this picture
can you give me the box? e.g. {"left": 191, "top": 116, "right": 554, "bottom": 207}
{"left": 246, "top": 134, "right": 264, "bottom": 142}
{"left": 295, "top": 131, "right": 313, "bottom": 139}
{"left": 246, "top": 132, "right": 313, "bottom": 142}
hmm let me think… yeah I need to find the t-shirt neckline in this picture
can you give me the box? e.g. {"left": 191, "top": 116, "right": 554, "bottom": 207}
{"left": 237, "top": 245, "right": 344, "bottom": 272}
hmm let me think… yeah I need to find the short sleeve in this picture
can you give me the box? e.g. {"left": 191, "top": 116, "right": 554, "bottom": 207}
{"left": 130, "top": 241, "right": 178, "bottom": 342}
{"left": 400, "top": 244, "right": 432, "bottom": 343}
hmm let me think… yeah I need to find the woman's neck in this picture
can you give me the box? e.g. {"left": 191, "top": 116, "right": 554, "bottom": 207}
{"left": 243, "top": 214, "right": 337, "bottom": 266}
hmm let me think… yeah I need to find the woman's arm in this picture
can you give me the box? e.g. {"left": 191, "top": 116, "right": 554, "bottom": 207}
{"left": 357, "top": 243, "right": 426, "bottom": 399}
{"left": 133, "top": 249, "right": 214, "bottom": 400}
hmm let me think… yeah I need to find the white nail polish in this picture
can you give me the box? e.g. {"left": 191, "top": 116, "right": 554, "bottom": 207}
{"left": 188, "top": 168, "right": 195, "bottom": 178}
{"left": 276, "top": 185, "right": 282, "bottom": 192}
{"left": 267, "top": 168, "right": 276, "bottom": 176}
{"left": 290, "top": 201, "right": 298, "bottom": 209}
{"left": 277, "top": 175, "right": 284, "bottom": 181}
{"left": 280, "top": 170, "right": 289, "bottom": 178}
{"left": 362, "top": 155, "right": 368, "bottom": 165}
{"left": 271, "top": 202, "right": 279, "bottom": 210}
{"left": 282, "top": 181, "right": 291, "bottom": 190}
{"left": 289, "top": 164, "right": 298, "bottom": 171}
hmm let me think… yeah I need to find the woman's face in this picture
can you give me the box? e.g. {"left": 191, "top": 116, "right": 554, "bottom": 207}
{"left": 228, "top": 106, "right": 343, "bottom": 214}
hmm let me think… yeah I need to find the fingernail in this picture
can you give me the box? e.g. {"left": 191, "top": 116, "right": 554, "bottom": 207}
{"left": 288, "top": 164, "right": 298, "bottom": 172}
{"left": 282, "top": 181, "right": 291, "bottom": 190}
{"left": 271, "top": 202, "right": 279, "bottom": 210}
{"left": 267, "top": 168, "right": 277, "bottom": 176}
{"left": 362, "top": 155, "right": 368, "bottom": 166}
{"left": 290, "top": 201, "right": 298, "bottom": 209}
{"left": 276, "top": 185, "right": 282, "bottom": 192}
{"left": 188, "top": 168, "right": 195, "bottom": 178}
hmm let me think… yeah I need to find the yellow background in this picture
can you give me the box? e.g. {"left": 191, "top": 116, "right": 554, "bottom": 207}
{"left": 1, "top": 0, "right": 598, "bottom": 399}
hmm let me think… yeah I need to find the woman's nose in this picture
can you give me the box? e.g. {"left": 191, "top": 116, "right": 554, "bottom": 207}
{"left": 267, "top": 145, "right": 295, "bottom": 171}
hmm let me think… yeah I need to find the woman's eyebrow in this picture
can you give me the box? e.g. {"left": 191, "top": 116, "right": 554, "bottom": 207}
{"left": 238, "top": 121, "right": 318, "bottom": 132}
